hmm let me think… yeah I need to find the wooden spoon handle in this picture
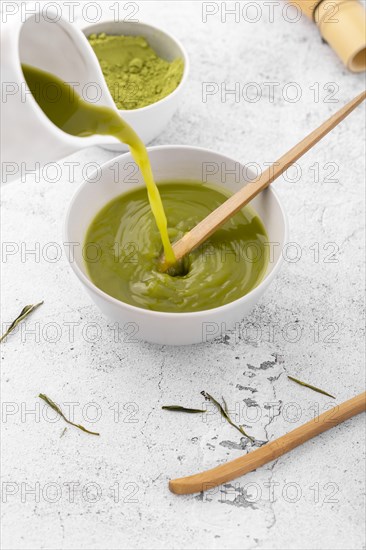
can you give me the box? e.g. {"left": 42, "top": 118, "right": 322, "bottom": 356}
{"left": 162, "top": 90, "right": 366, "bottom": 269}
{"left": 169, "top": 392, "right": 366, "bottom": 495}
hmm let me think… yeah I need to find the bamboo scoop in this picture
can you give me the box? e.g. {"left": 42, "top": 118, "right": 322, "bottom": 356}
{"left": 161, "top": 91, "right": 366, "bottom": 271}
{"left": 169, "top": 391, "right": 366, "bottom": 495}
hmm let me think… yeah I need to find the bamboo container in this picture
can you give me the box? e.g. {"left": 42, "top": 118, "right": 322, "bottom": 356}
{"left": 289, "top": 0, "right": 366, "bottom": 72}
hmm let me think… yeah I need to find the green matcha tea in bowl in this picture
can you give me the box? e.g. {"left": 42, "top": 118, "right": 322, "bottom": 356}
{"left": 65, "top": 146, "right": 288, "bottom": 345}
{"left": 82, "top": 21, "right": 189, "bottom": 150}
{"left": 14, "top": 14, "right": 285, "bottom": 344}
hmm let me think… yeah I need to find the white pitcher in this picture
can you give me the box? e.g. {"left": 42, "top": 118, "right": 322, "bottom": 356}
{"left": 0, "top": 7, "right": 122, "bottom": 183}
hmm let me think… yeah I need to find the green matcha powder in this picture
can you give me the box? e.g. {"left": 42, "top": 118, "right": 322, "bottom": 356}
{"left": 88, "top": 33, "right": 184, "bottom": 109}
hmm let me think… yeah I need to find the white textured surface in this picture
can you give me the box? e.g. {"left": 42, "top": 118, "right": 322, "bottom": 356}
{"left": 1, "top": 2, "right": 365, "bottom": 549}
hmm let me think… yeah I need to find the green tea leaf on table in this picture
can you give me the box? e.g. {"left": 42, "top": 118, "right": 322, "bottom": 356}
{"left": 287, "top": 376, "right": 335, "bottom": 399}
{"left": 0, "top": 302, "right": 43, "bottom": 343}
{"left": 201, "top": 391, "right": 254, "bottom": 441}
{"left": 162, "top": 405, "right": 206, "bottom": 413}
{"left": 39, "top": 394, "right": 100, "bottom": 436}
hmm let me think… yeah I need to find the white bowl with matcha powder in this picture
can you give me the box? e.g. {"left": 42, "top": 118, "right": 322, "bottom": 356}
{"left": 82, "top": 21, "right": 189, "bottom": 150}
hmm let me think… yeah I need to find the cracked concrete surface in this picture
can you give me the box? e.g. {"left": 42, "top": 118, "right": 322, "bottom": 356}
{"left": 1, "top": 1, "right": 365, "bottom": 549}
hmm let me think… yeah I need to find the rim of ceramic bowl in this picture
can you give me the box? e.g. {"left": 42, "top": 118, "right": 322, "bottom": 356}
{"left": 82, "top": 20, "right": 190, "bottom": 113}
{"left": 64, "top": 145, "right": 289, "bottom": 319}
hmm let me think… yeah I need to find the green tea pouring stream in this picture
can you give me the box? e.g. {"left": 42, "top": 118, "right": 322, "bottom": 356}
{"left": 22, "top": 63, "right": 270, "bottom": 312}
{"left": 22, "top": 64, "right": 176, "bottom": 265}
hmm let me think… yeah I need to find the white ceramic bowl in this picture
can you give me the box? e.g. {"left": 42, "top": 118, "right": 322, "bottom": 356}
{"left": 64, "top": 146, "right": 288, "bottom": 346}
{"left": 82, "top": 21, "right": 189, "bottom": 150}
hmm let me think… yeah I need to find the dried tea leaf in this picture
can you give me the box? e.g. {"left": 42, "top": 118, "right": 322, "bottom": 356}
{"left": 201, "top": 391, "right": 254, "bottom": 441}
{"left": 0, "top": 302, "right": 44, "bottom": 343}
{"left": 39, "top": 394, "right": 100, "bottom": 436}
{"left": 162, "top": 405, "right": 206, "bottom": 414}
{"left": 287, "top": 376, "right": 335, "bottom": 399}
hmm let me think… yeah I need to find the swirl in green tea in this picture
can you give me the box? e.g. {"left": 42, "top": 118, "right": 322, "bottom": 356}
{"left": 84, "top": 182, "right": 269, "bottom": 312}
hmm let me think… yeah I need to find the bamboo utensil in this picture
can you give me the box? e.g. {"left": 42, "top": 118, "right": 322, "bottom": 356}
{"left": 160, "top": 90, "right": 366, "bottom": 271}
{"left": 169, "top": 391, "right": 366, "bottom": 495}
{"left": 289, "top": 0, "right": 366, "bottom": 72}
